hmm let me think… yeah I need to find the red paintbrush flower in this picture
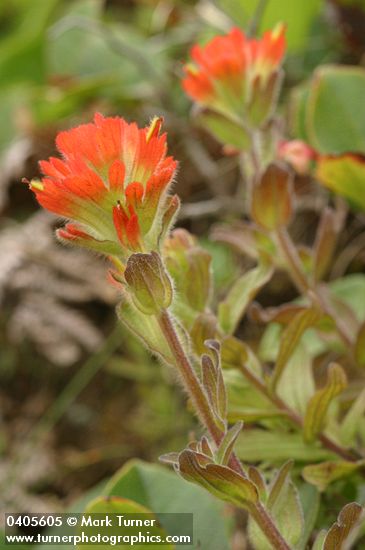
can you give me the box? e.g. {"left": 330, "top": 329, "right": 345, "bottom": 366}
{"left": 182, "top": 24, "right": 286, "bottom": 126}
{"left": 27, "top": 114, "right": 179, "bottom": 257}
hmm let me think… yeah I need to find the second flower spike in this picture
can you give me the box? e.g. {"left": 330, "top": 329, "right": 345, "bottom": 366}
{"left": 182, "top": 24, "right": 286, "bottom": 129}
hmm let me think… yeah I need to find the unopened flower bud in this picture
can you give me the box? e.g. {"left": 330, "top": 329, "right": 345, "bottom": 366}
{"left": 278, "top": 140, "right": 316, "bottom": 175}
{"left": 124, "top": 252, "right": 173, "bottom": 315}
{"left": 164, "top": 229, "right": 212, "bottom": 317}
{"left": 26, "top": 113, "right": 177, "bottom": 259}
{"left": 182, "top": 25, "right": 286, "bottom": 130}
{"left": 251, "top": 162, "right": 294, "bottom": 231}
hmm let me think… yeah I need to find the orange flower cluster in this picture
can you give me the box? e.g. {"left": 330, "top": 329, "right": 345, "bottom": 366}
{"left": 28, "top": 114, "right": 178, "bottom": 257}
{"left": 182, "top": 25, "right": 286, "bottom": 126}
{"left": 27, "top": 26, "right": 287, "bottom": 260}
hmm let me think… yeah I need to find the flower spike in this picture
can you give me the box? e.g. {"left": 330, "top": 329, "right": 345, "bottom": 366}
{"left": 27, "top": 114, "right": 178, "bottom": 259}
{"left": 182, "top": 25, "right": 286, "bottom": 128}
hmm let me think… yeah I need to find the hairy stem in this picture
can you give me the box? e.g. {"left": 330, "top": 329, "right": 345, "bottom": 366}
{"left": 158, "top": 309, "right": 244, "bottom": 473}
{"left": 275, "top": 227, "right": 353, "bottom": 348}
{"left": 275, "top": 227, "right": 310, "bottom": 294}
{"left": 158, "top": 310, "right": 223, "bottom": 443}
{"left": 249, "top": 502, "right": 292, "bottom": 550}
{"left": 157, "top": 309, "right": 291, "bottom": 549}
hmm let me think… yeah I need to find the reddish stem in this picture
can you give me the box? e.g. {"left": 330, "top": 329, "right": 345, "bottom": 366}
{"left": 237, "top": 362, "right": 358, "bottom": 462}
{"left": 158, "top": 309, "right": 291, "bottom": 550}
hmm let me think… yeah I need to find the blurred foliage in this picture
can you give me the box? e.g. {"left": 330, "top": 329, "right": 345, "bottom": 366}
{"left": 0, "top": 0, "right": 350, "bottom": 157}
{"left": 216, "top": 0, "right": 322, "bottom": 50}
{"left": 290, "top": 65, "right": 365, "bottom": 154}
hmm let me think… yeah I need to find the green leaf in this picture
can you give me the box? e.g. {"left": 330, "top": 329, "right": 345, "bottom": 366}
{"left": 190, "top": 313, "right": 218, "bottom": 356}
{"left": 216, "top": 422, "right": 243, "bottom": 465}
{"left": 248, "top": 461, "right": 304, "bottom": 550}
{"left": 224, "top": 370, "right": 279, "bottom": 424}
{"left": 312, "top": 529, "right": 327, "bottom": 550}
{"left": 178, "top": 449, "right": 259, "bottom": 510}
{"left": 316, "top": 154, "right": 365, "bottom": 211}
{"left": 297, "top": 484, "right": 320, "bottom": 550}
{"left": 201, "top": 355, "right": 226, "bottom": 431}
{"left": 236, "top": 430, "right": 335, "bottom": 463}
{"left": 0, "top": 0, "right": 60, "bottom": 85}
{"left": 218, "top": 261, "right": 273, "bottom": 335}
{"left": 221, "top": 336, "right": 262, "bottom": 376}
{"left": 184, "top": 248, "right": 212, "bottom": 312}
{"left": 116, "top": 299, "right": 174, "bottom": 366}
{"left": 248, "top": 466, "right": 267, "bottom": 501}
{"left": 302, "top": 460, "right": 365, "bottom": 491}
{"left": 48, "top": 0, "right": 105, "bottom": 77}
{"left": 330, "top": 274, "right": 365, "bottom": 322}
{"left": 103, "top": 460, "right": 231, "bottom": 550}
{"left": 276, "top": 344, "right": 315, "bottom": 416}
{"left": 303, "top": 363, "right": 347, "bottom": 442}
{"left": 307, "top": 65, "right": 365, "bottom": 154}
{"left": 196, "top": 109, "right": 251, "bottom": 150}
{"left": 289, "top": 83, "right": 311, "bottom": 141}
{"left": 212, "top": 222, "right": 277, "bottom": 262}
{"left": 312, "top": 207, "right": 345, "bottom": 282}
{"left": 340, "top": 389, "right": 365, "bottom": 447}
{"left": 260, "top": 275, "right": 365, "bottom": 369}
{"left": 48, "top": 0, "right": 162, "bottom": 85}
{"left": 201, "top": 239, "right": 239, "bottom": 292}
{"left": 79, "top": 497, "right": 173, "bottom": 550}
{"left": 267, "top": 461, "right": 294, "bottom": 509}
{"left": 272, "top": 307, "right": 321, "bottom": 390}
{"left": 164, "top": 230, "right": 213, "bottom": 324}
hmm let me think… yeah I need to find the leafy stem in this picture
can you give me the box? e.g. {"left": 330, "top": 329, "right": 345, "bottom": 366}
{"left": 237, "top": 361, "right": 358, "bottom": 462}
{"left": 249, "top": 502, "right": 292, "bottom": 550}
{"left": 275, "top": 227, "right": 310, "bottom": 294}
{"left": 275, "top": 226, "right": 353, "bottom": 349}
{"left": 157, "top": 309, "right": 243, "bottom": 472}
{"left": 157, "top": 308, "right": 291, "bottom": 550}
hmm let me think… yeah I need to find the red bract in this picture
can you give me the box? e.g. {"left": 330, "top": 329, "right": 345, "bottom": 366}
{"left": 182, "top": 25, "right": 286, "bottom": 123}
{"left": 28, "top": 114, "right": 178, "bottom": 257}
